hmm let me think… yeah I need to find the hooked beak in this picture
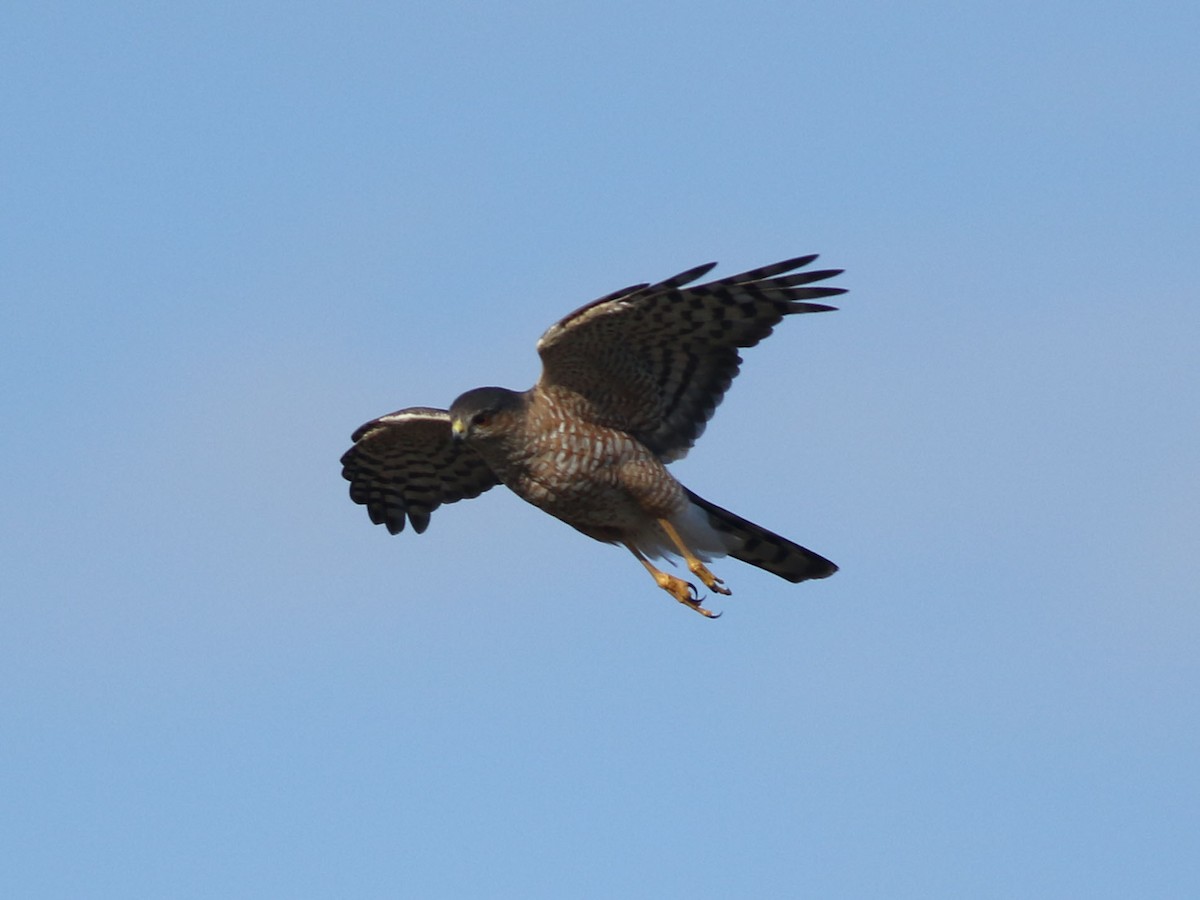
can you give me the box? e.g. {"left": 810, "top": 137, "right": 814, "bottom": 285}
{"left": 450, "top": 418, "right": 466, "bottom": 442}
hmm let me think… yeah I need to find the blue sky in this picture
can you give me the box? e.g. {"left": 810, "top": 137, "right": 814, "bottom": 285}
{"left": 3, "top": 2, "right": 1198, "bottom": 897}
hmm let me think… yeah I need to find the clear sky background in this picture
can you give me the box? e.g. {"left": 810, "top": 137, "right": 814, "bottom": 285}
{"left": 3, "top": 2, "right": 1197, "bottom": 897}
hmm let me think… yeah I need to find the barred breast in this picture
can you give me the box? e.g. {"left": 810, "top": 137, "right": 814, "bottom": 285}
{"left": 506, "top": 390, "right": 686, "bottom": 537}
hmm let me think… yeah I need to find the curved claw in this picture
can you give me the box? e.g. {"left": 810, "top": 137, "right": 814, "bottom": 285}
{"left": 684, "top": 587, "right": 722, "bottom": 619}
{"left": 645, "top": 566, "right": 723, "bottom": 618}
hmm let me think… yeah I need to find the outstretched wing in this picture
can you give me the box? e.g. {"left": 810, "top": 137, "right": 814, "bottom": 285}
{"left": 340, "top": 407, "right": 500, "bottom": 534}
{"left": 535, "top": 254, "right": 844, "bottom": 461}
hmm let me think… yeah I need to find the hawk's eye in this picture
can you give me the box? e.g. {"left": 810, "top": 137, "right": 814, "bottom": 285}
{"left": 472, "top": 411, "right": 492, "bottom": 428}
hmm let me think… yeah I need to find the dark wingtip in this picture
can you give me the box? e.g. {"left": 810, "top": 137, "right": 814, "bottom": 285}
{"left": 657, "top": 261, "right": 719, "bottom": 290}
{"left": 776, "top": 253, "right": 820, "bottom": 270}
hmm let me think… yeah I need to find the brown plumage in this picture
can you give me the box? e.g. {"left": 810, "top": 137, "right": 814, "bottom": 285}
{"left": 341, "top": 254, "right": 843, "bottom": 616}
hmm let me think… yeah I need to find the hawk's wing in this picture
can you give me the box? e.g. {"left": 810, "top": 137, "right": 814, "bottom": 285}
{"left": 340, "top": 407, "right": 500, "bottom": 534}
{"left": 535, "top": 254, "right": 844, "bottom": 461}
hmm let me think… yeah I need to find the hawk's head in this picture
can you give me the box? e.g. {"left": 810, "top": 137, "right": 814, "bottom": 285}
{"left": 449, "top": 386, "right": 526, "bottom": 444}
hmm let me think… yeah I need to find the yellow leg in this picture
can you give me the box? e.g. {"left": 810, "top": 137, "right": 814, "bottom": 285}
{"left": 657, "top": 519, "right": 733, "bottom": 596}
{"left": 625, "top": 544, "right": 721, "bottom": 618}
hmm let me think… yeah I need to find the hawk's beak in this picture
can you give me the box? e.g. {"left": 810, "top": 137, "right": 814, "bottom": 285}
{"left": 451, "top": 418, "right": 466, "bottom": 442}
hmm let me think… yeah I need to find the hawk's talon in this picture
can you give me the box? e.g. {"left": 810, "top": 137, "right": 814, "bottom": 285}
{"left": 685, "top": 593, "right": 722, "bottom": 619}
{"left": 678, "top": 583, "right": 723, "bottom": 618}
{"left": 688, "top": 560, "right": 732, "bottom": 596}
{"left": 646, "top": 570, "right": 718, "bottom": 617}
{"left": 657, "top": 518, "right": 734, "bottom": 598}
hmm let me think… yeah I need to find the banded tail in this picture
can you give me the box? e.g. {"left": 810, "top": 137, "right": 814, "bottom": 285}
{"left": 686, "top": 489, "right": 837, "bottom": 583}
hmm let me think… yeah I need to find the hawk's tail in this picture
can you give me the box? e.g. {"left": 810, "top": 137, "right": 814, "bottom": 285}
{"left": 686, "top": 489, "right": 837, "bottom": 583}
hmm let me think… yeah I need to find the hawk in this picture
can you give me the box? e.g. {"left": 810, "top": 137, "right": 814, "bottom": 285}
{"left": 341, "top": 254, "right": 843, "bottom": 617}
